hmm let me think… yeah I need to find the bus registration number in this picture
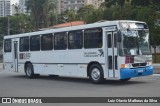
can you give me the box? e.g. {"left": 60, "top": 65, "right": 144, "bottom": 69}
{"left": 138, "top": 70, "right": 143, "bottom": 73}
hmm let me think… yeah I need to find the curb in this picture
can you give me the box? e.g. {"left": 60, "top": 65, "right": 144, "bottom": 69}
{"left": 0, "top": 63, "right": 3, "bottom": 70}
{"left": 152, "top": 74, "right": 160, "bottom": 76}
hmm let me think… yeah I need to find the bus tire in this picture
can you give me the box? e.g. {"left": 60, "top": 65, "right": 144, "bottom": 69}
{"left": 25, "top": 63, "right": 35, "bottom": 78}
{"left": 89, "top": 64, "right": 104, "bottom": 84}
{"left": 120, "top": 78, "right": 131, "bottom": 82}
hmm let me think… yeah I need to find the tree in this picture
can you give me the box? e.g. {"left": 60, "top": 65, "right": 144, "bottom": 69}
{"left": 105, "top": 0, "right": 125, "bottom": 7}
{"left": 58, "top": 9, "right": 77, "bottom": 23}
{"left": 42, "top": 0, "right": 56, "bottom": 27}
{"left": 7, "top": 14, "right": 33, "bottom": 35}
{"left": 117, "top": 0, "right": 125, "bottom": 7}
{"left": 131, "top": 0, "right": 150, "bottom": 6}
{"left": 0, "top": 17, "right": 7, "bottom": 47}
{"left": 150, "top": 0, "right": 160, "bottom": 11}
{"left": 26, "top": 0, "right": 56, "bottom": 30}
{"left": 105, "top": 0, "right": 117, "bottom": 7}
{"left": 83, "top": 9, "right": 104, "bottom": 23}
{"left": 26, "top": 0, "right": 43, "bottom": 30}
{"left": 150, "top": 25, "right": 160, "bottom": 62}
{"left": 77, "top": 5, "right": 95, "bottom": 23}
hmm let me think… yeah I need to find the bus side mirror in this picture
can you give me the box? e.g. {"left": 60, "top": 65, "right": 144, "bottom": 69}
{"left": 117, "top": 31, "right": 122, "bottom": 42}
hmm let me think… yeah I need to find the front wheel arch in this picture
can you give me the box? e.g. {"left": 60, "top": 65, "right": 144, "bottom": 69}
{"left": 87, "top": 62, "right": 102, "bottom": 76}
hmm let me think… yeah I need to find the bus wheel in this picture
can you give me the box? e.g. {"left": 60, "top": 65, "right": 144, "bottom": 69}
{"left": 89, "top": 64, "right": 104, "bottom": 84}
{"left": 25, "top": 63, "right": 35, "bottom": 78}
{"left": 120, "top": 78, "right": 131, "bottom": 82}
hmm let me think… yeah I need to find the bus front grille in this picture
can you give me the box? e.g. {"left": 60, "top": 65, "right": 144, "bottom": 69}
{"left": 132, "top": 63, "right": 147, "bottom": 67}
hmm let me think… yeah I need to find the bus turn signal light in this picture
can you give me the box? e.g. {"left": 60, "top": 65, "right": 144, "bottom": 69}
{"left": 121, "top": 64, "right": 132, "bottom": 68}
{"left": 121, "top": 64, "right": 126, "bottom": 68}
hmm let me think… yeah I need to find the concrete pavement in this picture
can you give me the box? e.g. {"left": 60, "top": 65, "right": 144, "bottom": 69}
{"left": 0, "top": 63, "right": 2, "bottom": 70}
{"left": 0, "top": 70, "right": 160, "bottom": 106}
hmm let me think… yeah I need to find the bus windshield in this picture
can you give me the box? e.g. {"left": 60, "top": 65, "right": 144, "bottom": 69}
{"left": 119, "top": 29, "right": 151, "bottom": 56}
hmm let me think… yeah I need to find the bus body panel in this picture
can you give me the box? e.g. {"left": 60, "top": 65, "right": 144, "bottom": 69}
{"left": 18, "top": 49, "right": 106, "bottom": 78}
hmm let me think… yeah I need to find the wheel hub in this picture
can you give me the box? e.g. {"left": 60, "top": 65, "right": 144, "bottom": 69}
{"left": 26, "top": 66, "right": 32, "bottom": 76}
{"left": 91, "top": 68, "right": 100, "bottom": 81}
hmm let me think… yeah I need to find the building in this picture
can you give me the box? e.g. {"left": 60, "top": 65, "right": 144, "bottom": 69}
{"left": 0, "top": 0, "right": 11, "bottom": 17}
{"left": 93, "top": 0, "right": 105, "bottom": 9}
{"left": 86, "top": 0, "right": 105, "bottom": 9}
{"left": 57, "top": 0, "right": 85, "bottom": 14}
{"left": 19, "top": 0, "right": 27, "bottom": 14}
{"left": 11, "top": 3, "right": 19, "bottom": 15}
{"left": 56, "top": 0, "right": 105, "bottom": 14}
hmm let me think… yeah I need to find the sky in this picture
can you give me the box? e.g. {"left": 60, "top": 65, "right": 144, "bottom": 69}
{"left": 11, "top": 0, "right": 19, "bottom": 5}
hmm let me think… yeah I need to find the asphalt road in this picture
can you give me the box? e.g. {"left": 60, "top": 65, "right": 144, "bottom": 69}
{"left": 0, "top": 68, "right": 160, "bottom": 106}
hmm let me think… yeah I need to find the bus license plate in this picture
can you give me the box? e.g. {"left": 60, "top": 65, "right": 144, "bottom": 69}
{"left": 138, "top": 70, "right": 143, "bottom": 73}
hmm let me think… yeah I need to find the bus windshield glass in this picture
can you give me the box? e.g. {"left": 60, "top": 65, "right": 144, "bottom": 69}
{"left": 119, "top": 29, "right": 151, "bottom": 56}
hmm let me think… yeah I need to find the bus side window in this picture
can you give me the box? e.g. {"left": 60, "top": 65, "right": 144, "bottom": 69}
{"left": 4, "top": 39, "right": 12, "bottom": 52}
{"left": 54, "top": 32, "right": 67, "bottom": 50}
{"left": 41, "top": 34, "right": 53, "bottom": 51}
{"left": 84, "top": 28, "right": 102, "bottom": 49}
{"left": 30, "top": 35, "right": 40, "bottom": 51}
{"left": 68, "top": 30, "right": 83, "bottom": 49}
{"left": 20, "top": 37, "right": 29, "bottom": 52}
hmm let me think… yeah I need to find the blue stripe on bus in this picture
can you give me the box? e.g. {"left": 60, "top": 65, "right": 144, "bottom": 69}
{"left": 120, "top": 66, "right": 153, "bottom": 79}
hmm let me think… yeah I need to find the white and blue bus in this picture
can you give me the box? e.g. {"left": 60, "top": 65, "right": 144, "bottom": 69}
{"left": 3, "top": 20, "right": 153, "bottom": 83}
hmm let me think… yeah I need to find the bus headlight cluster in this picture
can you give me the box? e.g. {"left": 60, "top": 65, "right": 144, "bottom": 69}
{"left": 147, "top": 61, "right": 152, "bottom": 66}
{"left": 121, "top": 64, "right": 132, "bottom": 68}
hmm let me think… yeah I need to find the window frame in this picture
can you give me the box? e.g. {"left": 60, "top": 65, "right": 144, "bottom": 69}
{"left": 30, "top": 35, "right": 41, "bottom": 51}
{"left": 41, "top": 33, "right": 53, "bottom": 51}
{"left": 84, "top": 28, "right": 103, "bottom": 49}
{"left": 68, "top": 30, "right": 83, "bottom": 50}
{"left": 54, "top": 32, "right": 67, "bottom": 50}
{"left": 19, "top": 36, "right": 29, "bottom": 52}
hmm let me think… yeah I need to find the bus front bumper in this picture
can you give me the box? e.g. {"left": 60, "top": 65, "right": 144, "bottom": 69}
{"left": 120, "top": 66, "right": 153, "bottom": 79}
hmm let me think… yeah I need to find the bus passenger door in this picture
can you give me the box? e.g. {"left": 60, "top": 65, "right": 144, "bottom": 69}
{"left": 106, "top": 32, "right": 118, "bottom": 78}
{"left": 12, "top": 40, "right": 18, "bottom": 72}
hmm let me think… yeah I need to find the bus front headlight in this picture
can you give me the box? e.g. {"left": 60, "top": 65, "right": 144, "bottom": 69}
{"left": 121, "top": 64, "right": 132, "bottom": 68}
{"left": 147, "top": 61, "right": 152, "bottom": 66}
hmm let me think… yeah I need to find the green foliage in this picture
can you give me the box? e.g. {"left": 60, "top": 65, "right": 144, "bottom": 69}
{"left": 77, "top": 5, "right": 96, "bottom": 23}
{"left": 26, "top": 0, "right": 56, "bottom": 29}
{"left": 0, "top": 0, "right": 160, "bottom": 50}
{"left": 0, "top": 17, "right": 7, "bottom": 47}
{"left": 131, "top": 0, "right": 150, "bottom": 6}
{"left": 58, "top": 9, "right": 77, "bottom": 23}
{"left": 150, "top": 25, "right": 160, "bottom": 48}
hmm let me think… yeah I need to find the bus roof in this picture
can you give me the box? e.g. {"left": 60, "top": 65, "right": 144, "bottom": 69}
{"left": 4, "top": 20, "right": 146, "bottom": 39}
